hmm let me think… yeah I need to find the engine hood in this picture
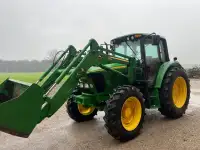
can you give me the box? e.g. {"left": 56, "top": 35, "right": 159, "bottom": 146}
{"left": 66, "top": 63, "right": 127, "bottom": 75}
{"left": 87, "top": 63, "right": 127, "bottom": 73}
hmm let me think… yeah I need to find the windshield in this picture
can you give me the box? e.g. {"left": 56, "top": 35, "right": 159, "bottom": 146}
{"left": 114, "top": 40, "right": 141, "bottom": 59}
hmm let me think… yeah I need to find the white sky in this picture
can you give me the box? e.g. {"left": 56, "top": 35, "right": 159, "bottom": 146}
{"left": 0, "top": 0, "right": 199, "bottom": 64}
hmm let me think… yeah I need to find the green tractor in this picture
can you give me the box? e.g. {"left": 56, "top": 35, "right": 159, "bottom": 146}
{"left": 0, "top": 33, "right": 190, "bottom": 142}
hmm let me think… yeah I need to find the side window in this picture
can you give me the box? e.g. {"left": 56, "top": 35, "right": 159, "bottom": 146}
{"left": 114, "top": 45, "right": 125, "bottom": 58}
{"left": 115, "top": 45, "right": 125, "bottom": 54}
{"left": 144, "top": 44, "right": 160, "bottom": 65}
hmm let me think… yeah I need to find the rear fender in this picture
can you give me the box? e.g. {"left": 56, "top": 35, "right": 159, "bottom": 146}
{"left": 154, "top": 61, "right": 183, "bottom": 88}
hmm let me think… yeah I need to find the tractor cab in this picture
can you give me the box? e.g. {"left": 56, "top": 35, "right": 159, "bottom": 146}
{"left": 110, "top": 33, "right": 170, "bottom": 85}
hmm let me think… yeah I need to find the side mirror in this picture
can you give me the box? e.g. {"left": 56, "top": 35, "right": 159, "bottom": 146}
{"left": 152, "top": 35, "right": 160, "bottom": 45}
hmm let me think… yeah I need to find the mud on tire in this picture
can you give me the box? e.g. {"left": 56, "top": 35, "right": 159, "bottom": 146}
{"left": 103, "top": 85, "right": 145, "bottom": 142}
{"left": 158, "top": 67, "right": 190, "bottom": 119}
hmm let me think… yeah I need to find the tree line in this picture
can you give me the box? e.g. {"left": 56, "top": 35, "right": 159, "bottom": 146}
{"left": 0, "top": 50, "right": 58, "bottom": 73}
{"left": 1, "top": 49, "right": 200, "bottom": 77}
{"left": 0, "top": 59, "right": 52, "bottom": 73}
{"left": 187, "top": 65, "right": 200, "bottom": 79}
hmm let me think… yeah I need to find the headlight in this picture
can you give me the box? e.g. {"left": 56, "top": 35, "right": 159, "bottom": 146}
{"left": 90, "top": 84, "right": 93, "bottom": 88}
{"left": 84, "top": 83, "right": 89, "bottom": 88}
{"left": 78, "top": 82, "right": 93, "bottom": 88}
{"left": 79, "top": 83, "right": 84, "bottom": 88}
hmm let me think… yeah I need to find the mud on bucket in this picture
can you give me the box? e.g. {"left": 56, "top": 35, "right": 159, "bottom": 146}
{"left": 0, "top": 79, "right": 31, "bottom": 103}
{"left": 0, "top": 78, "right": 44, "bottom": 138}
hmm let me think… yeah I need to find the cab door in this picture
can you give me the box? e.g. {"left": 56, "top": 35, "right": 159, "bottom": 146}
{"left": 144, "top": 42, "right": 162, "bottom": 85}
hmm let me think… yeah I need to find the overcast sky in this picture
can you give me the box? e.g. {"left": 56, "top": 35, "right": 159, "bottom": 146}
{"left": 0, "top": 0, "right": 199, "bottom": 64}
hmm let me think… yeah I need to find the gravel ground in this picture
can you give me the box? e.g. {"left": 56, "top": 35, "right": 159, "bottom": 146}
{"left": 0, "top": 79, "right": 200, "bottom": 150}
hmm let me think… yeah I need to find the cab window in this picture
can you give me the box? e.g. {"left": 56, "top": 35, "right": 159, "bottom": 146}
{"left": 114, "top": 40, "right": 141, "bottom": 60}
{"left": 144, "top": 43, "right": 160, "bottom": 65}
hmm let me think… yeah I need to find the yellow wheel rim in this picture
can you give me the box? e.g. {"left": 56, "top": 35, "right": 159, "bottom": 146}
{"left": 121, "top": 96, "right": 142, "bottom": 131}
{"left": 172, "top": 77, "right": 187, "bottom": 108}
{"left": 78, "top": 104, "right": 95, "bottom": 115}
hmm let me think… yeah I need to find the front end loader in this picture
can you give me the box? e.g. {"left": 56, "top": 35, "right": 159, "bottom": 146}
{"left": 0, "top": 33, "right": 190, "bottom": 142}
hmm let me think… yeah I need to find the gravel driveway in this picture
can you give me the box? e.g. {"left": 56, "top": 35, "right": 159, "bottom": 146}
{"left": 0, "top": 79, "right": 200, "bottom": 150}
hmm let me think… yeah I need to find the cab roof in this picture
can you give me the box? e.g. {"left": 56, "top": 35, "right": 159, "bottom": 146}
{"left": 110, "top": 33, "right": 165, "bottom": 43}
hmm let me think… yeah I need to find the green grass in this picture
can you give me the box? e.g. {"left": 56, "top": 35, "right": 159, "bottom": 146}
{"left": 0, "top": 72, "right": 43, "bottom": 84}
{"left": 0, "top": 72, "right": 69, "bottom": 85}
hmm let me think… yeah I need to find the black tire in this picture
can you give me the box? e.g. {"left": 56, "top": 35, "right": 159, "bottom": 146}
{"left": 158, "top": 67, "right": 190, "bottom": 119}
{"left": 103, "top": 85, "right": 145, "bottom": 142}
{"left": 66, "top": 97, "right": 98, "bottom": 122}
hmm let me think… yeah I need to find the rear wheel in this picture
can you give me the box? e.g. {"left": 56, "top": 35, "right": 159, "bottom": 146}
{"left": 66, "top": 90, "right": 98, "bottom": 122}
{"left": 158, "top": 67, "right": 190, "bottom": 118}
{"left": 103, "top": 85, "right": 145, "bottom": 142}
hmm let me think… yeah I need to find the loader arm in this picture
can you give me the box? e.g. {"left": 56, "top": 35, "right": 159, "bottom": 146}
{"left": 38, "top": 45, "right": 77, "bottom": 92}
{"left": 0, "top": 38, "right": 134, "bottom": 138}
{"left": 41, "top": 39, "right": 133, "bottom": 118}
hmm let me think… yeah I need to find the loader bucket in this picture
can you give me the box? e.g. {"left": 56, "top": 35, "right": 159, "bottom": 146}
{"left": 0, "top": 78, "right": 44, "bottom": 138}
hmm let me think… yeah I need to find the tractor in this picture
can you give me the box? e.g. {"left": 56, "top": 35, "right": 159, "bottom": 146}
{"left": 0, "top": 33, "right": 190, "bottom": 142}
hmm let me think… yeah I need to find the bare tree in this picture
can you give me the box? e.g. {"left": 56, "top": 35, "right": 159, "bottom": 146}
{"left": 45, "top": 49, "right": 58, "bottom": 62}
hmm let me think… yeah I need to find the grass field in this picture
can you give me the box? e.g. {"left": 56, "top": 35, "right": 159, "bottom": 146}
{"left": 0, "top": 72, "right": 43, "bottom": 84}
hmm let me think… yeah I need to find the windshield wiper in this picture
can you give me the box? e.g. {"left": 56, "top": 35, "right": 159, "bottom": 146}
{"left": 125, "top": 41, "right": 137, "bottom": 56}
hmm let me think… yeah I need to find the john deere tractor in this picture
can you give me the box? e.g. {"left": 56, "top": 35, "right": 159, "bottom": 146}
{"left": 0, "top": 33, "right": 190, "bottom": 142}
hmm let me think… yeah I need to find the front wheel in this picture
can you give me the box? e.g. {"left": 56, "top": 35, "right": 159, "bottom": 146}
{"left": 103, "top": 85, "right": 145, "bottom": 142}
{"left": 66, "top": 97, "right": 98, "bottom": 122}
